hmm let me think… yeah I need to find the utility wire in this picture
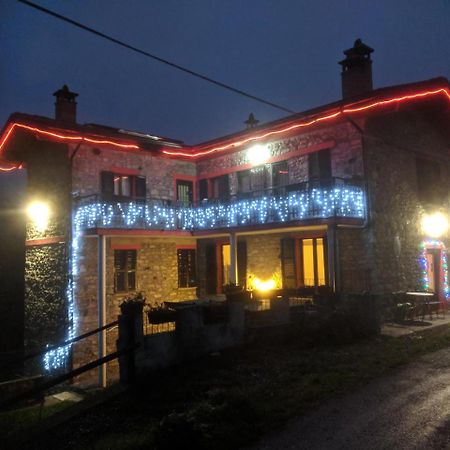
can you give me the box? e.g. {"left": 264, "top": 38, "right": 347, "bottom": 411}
{"left": 17, "top": 0, "right": 295, "bottom": 114}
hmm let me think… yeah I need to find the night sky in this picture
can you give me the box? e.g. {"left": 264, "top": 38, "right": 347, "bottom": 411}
{"left": 1, "top": 0, "right": 449, "bottom": 146}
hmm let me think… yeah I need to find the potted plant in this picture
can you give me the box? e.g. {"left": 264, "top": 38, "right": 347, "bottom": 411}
{"left": 223, "top": 283, "right": 251, "bottom": 302}
{"left": 120, "top": 292, "right": 146, "bottom": 316}
{"left": 147, "top": 303, "right": 177, "bottom": 324}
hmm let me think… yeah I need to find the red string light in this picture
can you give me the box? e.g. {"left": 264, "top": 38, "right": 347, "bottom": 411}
{"left": 162, "top": 87, "right": 450, "bottom": 158}
{"left": 0, "top": 87, "right": 449, "bottom": 163}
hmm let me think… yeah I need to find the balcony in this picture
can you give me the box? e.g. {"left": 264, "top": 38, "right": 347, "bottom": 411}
{"left": 74, "top": 178, "right": 365, "bottom": 233}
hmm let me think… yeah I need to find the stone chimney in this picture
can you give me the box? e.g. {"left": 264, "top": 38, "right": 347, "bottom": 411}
{"left": 53, "top": 85, "right": 78, "bottom": 123}
{"left": 339, "top": 39, "right": 374, "bottom": 99}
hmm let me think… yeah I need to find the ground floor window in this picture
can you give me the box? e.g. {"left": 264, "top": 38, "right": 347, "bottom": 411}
{"left": 114, "top": 249, "right": 137, "bottom": 292}
{"left": 178, "top": 248, "right": 197, "bottom": 287}
{"left": 281, "top": 237, "right": 328, "bottom": 288}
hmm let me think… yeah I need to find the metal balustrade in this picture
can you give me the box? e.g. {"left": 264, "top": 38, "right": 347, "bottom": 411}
{"left": 74, "top": 180, "right": 365, "bottom": 232}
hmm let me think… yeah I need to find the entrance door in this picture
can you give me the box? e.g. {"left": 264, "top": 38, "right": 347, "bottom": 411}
{"left": 426, "top": 248, "right": 441, "bottom": 294}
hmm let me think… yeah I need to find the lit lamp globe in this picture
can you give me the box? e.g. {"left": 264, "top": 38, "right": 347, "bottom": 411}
{"left": 421, "top": 212, "right": 449, "bottom": 238}
{"left": 247, "top": 144, "right": 270, "bottom": 166}
{"left": 27, "top": 201, "right": 50, "bottom": 232}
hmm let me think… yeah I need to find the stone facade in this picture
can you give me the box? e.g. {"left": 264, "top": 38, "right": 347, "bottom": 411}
{"left": 71, "top": 144, "right": 196, "bottom": 201}
{"left": 196, "top": 122, "right": 363, "bottom": 185}
{"left": 360, "top": 103, "right": 450, "bottom": 296}
{"left": 245, "top": 234, "right": 283, "bottom": 288}
{"left": 74, "top": 235, "right": 197, "bottom": 384}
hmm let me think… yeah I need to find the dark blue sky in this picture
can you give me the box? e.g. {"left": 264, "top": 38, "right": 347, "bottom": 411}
{"left": 1, "top": 0, "right": 449, "bottom": 145}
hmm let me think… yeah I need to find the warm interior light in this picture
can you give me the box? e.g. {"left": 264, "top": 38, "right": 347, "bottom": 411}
{"left": 247, "top": 144, "right": 270, "bottom": 166}
{"left": 27, "top": 201, "right": 50, "bottom": 231}
{"left": 421, "top": 212, "right": 449, "bottom": 238}
{"left": 252, "top": 277, "right": 276, "bottom": 292}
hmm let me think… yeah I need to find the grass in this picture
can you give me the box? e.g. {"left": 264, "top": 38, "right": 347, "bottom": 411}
{"left": 0, "top": 400, "right": 73, "bottom": 438}
{"left": 21, "top": 323, "right": 450, "bottom": 449}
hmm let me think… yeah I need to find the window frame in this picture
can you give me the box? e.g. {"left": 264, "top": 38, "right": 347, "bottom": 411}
{"left": 101, "top": 170, "right": 146, "bottom": 200}
{"left": 177, "top": 247, "right": 197, "bottom": 288}
{"left": 114, "top": 249, "right": 137, "bottom": 293}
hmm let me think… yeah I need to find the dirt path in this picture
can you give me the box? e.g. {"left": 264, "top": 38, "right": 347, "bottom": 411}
{"left": 254, "top": 347, "right": 450, "bottom": 450}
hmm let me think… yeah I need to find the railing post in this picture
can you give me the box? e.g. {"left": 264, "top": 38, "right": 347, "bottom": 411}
{"left": 117, "top": 301, "right": 144, "bottom": 383}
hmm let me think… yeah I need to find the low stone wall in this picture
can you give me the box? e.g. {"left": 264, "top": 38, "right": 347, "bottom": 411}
{"left": 136, "top": 302, "right": 245, "bottom": 373}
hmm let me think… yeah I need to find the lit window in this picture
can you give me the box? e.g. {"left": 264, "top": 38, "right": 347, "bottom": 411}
{"left": 101, "top": 171, "right": 146, "bottom": 200}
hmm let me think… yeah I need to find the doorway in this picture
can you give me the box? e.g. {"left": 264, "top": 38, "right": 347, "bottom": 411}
{"left": 426, "top": 248, "right": 441, "bottom": 294}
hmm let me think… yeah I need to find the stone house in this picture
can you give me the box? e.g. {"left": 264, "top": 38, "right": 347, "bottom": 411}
{"left": 0, "top": 40, "right": 449, "bottom": 384}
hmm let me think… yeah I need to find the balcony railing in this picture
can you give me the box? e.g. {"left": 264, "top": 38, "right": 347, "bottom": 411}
{"left": 73, "top": 180, "right": 365, "bottom": 233}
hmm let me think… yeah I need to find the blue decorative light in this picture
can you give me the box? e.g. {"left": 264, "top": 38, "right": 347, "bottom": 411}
{"left": 44, "top": 185, "right": 365, "bottom": 371}
{"left": 73, "top": 186, "right": 365, "bottom": 232}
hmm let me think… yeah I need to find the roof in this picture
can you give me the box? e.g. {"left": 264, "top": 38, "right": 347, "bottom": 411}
{"left": 1, "top": 76, "right": 449, "bottom": 168}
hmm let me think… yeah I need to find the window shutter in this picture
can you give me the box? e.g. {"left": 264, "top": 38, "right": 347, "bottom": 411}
{"left": 281, "top": 238, "right": 296, "bottom": 289}
{"left": 135, "top": 176, "right": 146, "bottom": 199}
{"left": 237, "top": 240, "right": 247, "bottom": 288}
{"left": 101, "top": 171, "right": 114, "bottom": 198}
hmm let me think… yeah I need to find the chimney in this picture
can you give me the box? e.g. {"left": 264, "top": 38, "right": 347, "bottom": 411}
{"left": 339, "top": 39, "right": 374, "bottom": 99}
{"left": 53, "top": 85, "right": 78, "bottom": 123}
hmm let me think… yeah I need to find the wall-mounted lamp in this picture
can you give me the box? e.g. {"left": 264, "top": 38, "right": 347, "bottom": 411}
{"left": 247, "top": 144, "right": 270, "bottom": 166}
{"left": 27, "top": 200, "right": 50, "bottom": 232}
{"left": 421, "top": 211, "right": 449, "bottom": 238}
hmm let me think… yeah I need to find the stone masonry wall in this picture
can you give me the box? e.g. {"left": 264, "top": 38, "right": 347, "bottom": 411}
{"left": 244, "top": 235, "right": 282, "bottom": 288}
{"left": 72, "top": 145, "right": 196, "bottom": 201}
{"left": 74, "top": 236, "right": 197, "bottom": 384}
{"left": 361, "top": 103, "right": 450, "bottom": 295}
{"left": 196, "top": 122, "right": 363, "bottom": 186}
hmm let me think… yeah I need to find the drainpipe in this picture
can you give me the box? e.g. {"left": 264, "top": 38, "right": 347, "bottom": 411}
{"left": 229, "top": 232, "right": 238, "bottom": 285}
{"left": 327, "top": 225, "right": 337, "bottom": 292}
{"left": 98, "top": 234, "right": 107, "bottom": 388}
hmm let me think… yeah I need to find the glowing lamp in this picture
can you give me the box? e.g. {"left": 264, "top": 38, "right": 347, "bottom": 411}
{"left": 247, "top": 144, "right": 270, "bottom": 166}
{"left": 27, "top": 201, "right": 50, "bottom": 231}
{"left": 252, "top": 277, "right": 276, "bottom": 292}
{"left": 421, "top": 212, "right": 449, "bottom": 238}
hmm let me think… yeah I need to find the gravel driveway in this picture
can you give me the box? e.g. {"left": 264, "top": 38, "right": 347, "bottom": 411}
{"left": 254, "top": 346, "right": 450, "bottom": 450}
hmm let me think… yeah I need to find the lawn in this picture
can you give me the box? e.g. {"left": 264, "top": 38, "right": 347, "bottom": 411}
{"left": 17, "top": 323, "right": 450, "bottom": 449}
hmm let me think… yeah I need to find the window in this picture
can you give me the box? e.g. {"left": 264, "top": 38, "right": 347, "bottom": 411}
{"left": 177, "top": 249, "right": 197, "bottom": 287}
{"left": 211, "top": 175, "right": 230, "bottom": 201}
{"left": 237, "top": 166, "right": 268, "bottom": 196}
{"left": 176, "top": 180, "right": 194, "bottom": 207}
{"left": 272, "top": 161, "right": 289, "bottom": 193}
{"left": 114, "top": 250, "right": 137, "bottom": 292}
{"left": 281, "top": 237, "right": 327, "bottom": 288}
{"left": 101, "top": 171, "right": 146, "bottom": 200}
{"left": 308, "top": 149, "right": 332, "bottom": 187}
{"left": 416, "top": 157, "right": 442, "bottom": 205}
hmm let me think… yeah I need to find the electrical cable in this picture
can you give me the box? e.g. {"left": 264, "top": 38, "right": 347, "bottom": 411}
{"left": 17, "top": 0, "right": 295, "bottom": 114}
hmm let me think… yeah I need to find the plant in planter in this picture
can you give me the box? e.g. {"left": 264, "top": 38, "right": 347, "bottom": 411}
{"left": 119, "top": 292, "right": 146, "bottom": 316}
{"left": 223, "top": 283, "right": 251, "bottom": 302}
{"left": 146, "top": 303, "right": 177, "bottom": 324}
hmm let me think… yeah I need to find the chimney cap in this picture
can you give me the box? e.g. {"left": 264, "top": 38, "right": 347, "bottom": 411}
{"left": 53, "top": 84, "right": 78, "bottom": 101}
{"left": 339, "top": 39, "right": 374, "bottom": 66}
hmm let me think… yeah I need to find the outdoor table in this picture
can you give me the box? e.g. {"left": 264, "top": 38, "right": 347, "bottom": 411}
{"left": 405, "top": 292, "right": 438, "bottom": 320}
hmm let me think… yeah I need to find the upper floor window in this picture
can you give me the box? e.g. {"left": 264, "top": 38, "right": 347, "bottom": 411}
{"left": 416, "top": 157, "right": 442, "bottom": 205}
{"left": 177, "top": 248, "right": 197, "bottom": 287}
{"left": 238, "top": 166, "right": 268, "bottom": 196}
{"left": 272, "top": 161, "right": 289, "bottom": 189}
{"left": 101, "top": 171, "right": 146, "bottom": 200}
{"left": 114, "top": 249, "right": 137, "bottom": 292}
{"left": 308, "top": 149, "right": 332, "bottom": 187}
